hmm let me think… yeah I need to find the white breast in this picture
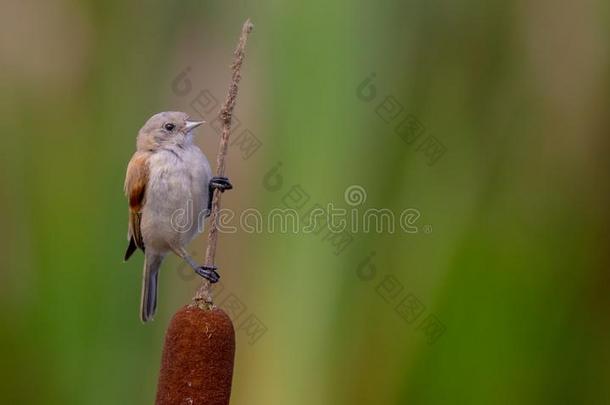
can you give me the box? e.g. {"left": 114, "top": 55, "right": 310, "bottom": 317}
{"left": 141, "top": 145, "right": 212, "bottom": 253}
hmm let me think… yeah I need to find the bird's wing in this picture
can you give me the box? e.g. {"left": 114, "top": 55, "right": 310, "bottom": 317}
{"left": 124, "top": 151, "right": 150, "bottom": 260}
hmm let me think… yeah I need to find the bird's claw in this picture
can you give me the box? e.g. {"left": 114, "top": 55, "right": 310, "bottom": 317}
{"left": 195, "top": 265, "right": 220, "bottom": 283}
{"left": 209, "top": 176, "right": 233, "bottom": 192}
{"left": 207, "top": 177, "right": 233, "bottom": 216}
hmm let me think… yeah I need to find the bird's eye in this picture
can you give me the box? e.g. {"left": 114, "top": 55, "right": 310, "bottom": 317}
{"left": 164, "top": 123, "right": 175, "bottom": 131}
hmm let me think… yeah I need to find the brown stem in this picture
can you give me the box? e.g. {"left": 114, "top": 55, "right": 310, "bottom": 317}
{"left": 192, "top": 19, "right": 254, "bottom": 309}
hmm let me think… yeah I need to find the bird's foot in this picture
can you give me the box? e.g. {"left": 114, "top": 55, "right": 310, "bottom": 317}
{"left": 210, "top": 176, "right": 233, "bottom": 192}
{"left": 195, "top": 265, "right": 220, "bottom": 283}
{"left": 207, "top": 177, "right": 234, "bottom": 216}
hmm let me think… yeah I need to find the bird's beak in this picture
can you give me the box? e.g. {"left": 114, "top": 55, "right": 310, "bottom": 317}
{"left": 184, "top": 120, "right": 205, "bottom": 132}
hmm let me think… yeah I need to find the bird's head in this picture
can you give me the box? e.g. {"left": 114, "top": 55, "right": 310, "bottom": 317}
{"left": 137, "top": 111, "right": 204, "bottom": 150}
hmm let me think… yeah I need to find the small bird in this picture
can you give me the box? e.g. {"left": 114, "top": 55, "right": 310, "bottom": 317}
{"left": 123, "top": 111, "right": 232, "bottom": 322}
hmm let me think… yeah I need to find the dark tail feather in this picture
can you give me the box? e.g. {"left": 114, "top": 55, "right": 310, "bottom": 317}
{"left": 140, "top": 254, "right": 162, "bottom": 323}
{"left": 124, "top": 237, "right": 138, "bottom": 261}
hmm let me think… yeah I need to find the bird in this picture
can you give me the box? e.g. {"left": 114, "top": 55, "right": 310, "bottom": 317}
{"left": 123, "top": 111, "right": 232, "bottom": 322}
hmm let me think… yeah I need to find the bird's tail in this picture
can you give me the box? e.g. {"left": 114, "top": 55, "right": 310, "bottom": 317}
{"left": 140, "top": 253, "right": 163, "bottom": 323}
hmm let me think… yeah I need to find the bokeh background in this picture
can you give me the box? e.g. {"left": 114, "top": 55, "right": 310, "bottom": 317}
{"left": 1, "top": 0, "right": 609, "bottom": 404}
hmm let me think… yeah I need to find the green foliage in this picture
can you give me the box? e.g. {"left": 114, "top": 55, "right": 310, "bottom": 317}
{"left": 1, "top": 1, "right": 608, "bottom": 404}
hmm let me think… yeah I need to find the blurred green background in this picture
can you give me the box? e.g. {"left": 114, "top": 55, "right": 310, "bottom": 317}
{"left": 1, "top": 0, "right": 609, "bottom": 404}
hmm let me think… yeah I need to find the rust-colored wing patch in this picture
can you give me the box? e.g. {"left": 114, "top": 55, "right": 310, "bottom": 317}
{"left": 124, "top": 152, "right": 150, "bottom": 255}
{"left": 125, "top": 152, "right": 150, "bottom": 213}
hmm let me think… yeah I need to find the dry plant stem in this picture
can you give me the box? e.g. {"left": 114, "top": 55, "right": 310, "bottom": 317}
{"left": 192, "top": 19, "right": 254, "bottom": 309}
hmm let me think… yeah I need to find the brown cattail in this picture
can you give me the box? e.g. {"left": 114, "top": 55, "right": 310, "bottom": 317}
{"left": 156, "top": 19, "right": 252, "bottom": 405}
{"left": 155, "top": 307, "right": 235, "bottom": 405}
